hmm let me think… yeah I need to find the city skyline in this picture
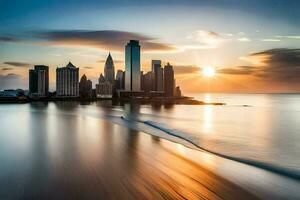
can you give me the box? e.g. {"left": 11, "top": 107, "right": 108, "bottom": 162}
{"left": 1, "top": 0, "right": 300, "bottom": 93}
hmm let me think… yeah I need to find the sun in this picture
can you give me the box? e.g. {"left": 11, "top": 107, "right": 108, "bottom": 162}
{"left": 202, "top": 66, "right": 216, "bottom": 77}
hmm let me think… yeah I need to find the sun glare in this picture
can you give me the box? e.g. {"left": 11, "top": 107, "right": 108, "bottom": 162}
{"left": 202, "top": 66, "right": 216, "bottom": 77}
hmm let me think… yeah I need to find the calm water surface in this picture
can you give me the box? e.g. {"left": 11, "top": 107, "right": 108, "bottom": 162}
{"left": 0, "top": 93, "right": 300, "bottom": 199}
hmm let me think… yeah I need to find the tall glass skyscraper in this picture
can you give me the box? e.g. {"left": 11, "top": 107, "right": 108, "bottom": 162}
{"left": 29, "top": 65, "right": 49, "bottom": 97}
{"left": 125, "top": 40, "right": 141, "bottom": 91}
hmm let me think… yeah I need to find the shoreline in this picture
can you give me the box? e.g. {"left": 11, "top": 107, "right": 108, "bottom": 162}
{"left": 0, "top": 96, "right": 225, "bottom": 105}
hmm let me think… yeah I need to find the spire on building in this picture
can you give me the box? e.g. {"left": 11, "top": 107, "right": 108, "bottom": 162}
{"left": 104, "top": 52, "right": 115, "bottom": 84}
{"left": 66, "top": 62, "right": 76, "bottom": 68}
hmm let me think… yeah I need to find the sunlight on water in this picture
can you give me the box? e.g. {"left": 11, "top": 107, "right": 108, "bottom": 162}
{"left": 202, "top": 105, "right": 213, "bottom": 134}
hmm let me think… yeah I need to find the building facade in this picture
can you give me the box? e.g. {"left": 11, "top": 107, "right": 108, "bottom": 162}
{"left": 116, "top": 70, "right": 124, "bottom": 90}
{"left": 79, "top": 74, "right": 92, "bottom": 98}
{"left": 125, "top": 40, "right": 141, "bottom": 91}
{"left": 156, "top": 66, "right": 164, "bottom": 91}
{"left": 164, "top": 63, "right": 175, "bottom": 96}
{"left": 29, "top": 65, "right": 49, "bottom": 97}
{"left": 56, "top": 62, "right": 79, "bottom": 97}
{"left": 141, "top": 71, "right": 153, "bottom": 92}
{"left": 96, "top": 73, "right": 113, "bottom": 98}
{"left": 104, "top": 53, "right": 115, "bottom": 84}
{"left": 151, "top": 60, "right": 164, "bottom": 91}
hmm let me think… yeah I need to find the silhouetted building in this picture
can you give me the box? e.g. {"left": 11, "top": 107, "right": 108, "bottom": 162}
{"left": 156, "top": 66, "right": 164, "bottom": 91}
{"left": 116, "top": 70, "right": 124, "bottom": 90}
{"left": 164, "top": 63, "right": 175, "bottom": 96}
{"left": 141, "top": 71, "right": 153, "bottom": 92}
{"left": 151, "top": 60, "right": 161, "bottom": 73}
{"left": 29, "top": 65, "right": 49, "bottom": 97}
{"left": 151, "top": 60, "right": 163, "bottom": 91}
{"left": 56, "top": 62, "right": 79, "bottom": 97}
{"left": 104, "top": 52, "right": 115, "bottom": 84}
{"left": 175, "top": 86, "right": 182, "bottom": 97}
{"left": 96, "top": 73, "right": 112, "bottom": 98}
{"left": 125, "top": 40, "right": 141, "bottom": 91}
{"left": 79, "top": 74, "right": 92, "bottom": 98}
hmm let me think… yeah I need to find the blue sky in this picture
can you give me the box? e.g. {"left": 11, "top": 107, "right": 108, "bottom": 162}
{"left": 1, "top": 0, "right": 300, "bottom": 92}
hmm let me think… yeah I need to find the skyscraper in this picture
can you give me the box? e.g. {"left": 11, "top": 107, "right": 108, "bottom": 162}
{"left": 151, "top": 60, "right": 163, "bottom": 91}
{"left": 125, "top": 40, "right": 141, "bottom": 91}
{"left": 116, "top": 70, "right": 124, "bottom": 90}
{"left": 156, "top": 67, "right": 164, "bottom": 91}
{"left": 104, "top": 52, "right": 115, "bottom": 84}
{"left": 56, "top": 62, "right": 79, "bottom": 97}
{"left": 79, "top": 74, "right": 92, "bottom": 98}
{"left": 164, "top": 63, "right": 175, "bottom": 96}
{"left": 96, "top": 73, "right": 113, "bottom": 98}
{"left": 141, "top": 71, "right": 153, "bottom": 92}
{"left": 29, "top": 65, "right": 49, "bottom": 97}
{"left": 151, "top": 60, "right": 161, "bottom": 73}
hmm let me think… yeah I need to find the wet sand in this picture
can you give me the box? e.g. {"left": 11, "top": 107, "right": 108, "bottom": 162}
{"left": 0, "top": 107, "right": 258, "bottom": 200}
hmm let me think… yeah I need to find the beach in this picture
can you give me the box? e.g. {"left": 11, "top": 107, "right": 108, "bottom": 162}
{"left": 0, "top": 99, "right": 300, "bottom": 199}
{"left": 0, "top": 110, "right": 255, "bottom": 200}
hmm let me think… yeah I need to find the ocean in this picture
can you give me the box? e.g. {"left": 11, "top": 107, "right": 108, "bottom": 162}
{"left": 0, "top": 93, "right": 300, "bottom": 199}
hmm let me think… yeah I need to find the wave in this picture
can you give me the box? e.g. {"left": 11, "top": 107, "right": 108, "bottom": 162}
{"left": 85, "top": 112, "right": 300, "bottom": 181}
{"left": 129, "top": 118, "right": 300, "bottom": 181}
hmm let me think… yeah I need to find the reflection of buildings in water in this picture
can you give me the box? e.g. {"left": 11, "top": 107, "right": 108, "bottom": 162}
{"left": 96, "top": 100, "right": 113, "bottom": 107}
{"left": 151, "top": 103, "right": 163, "bottom": 111}
{"left": 125, "top": 128, "right": 139, "bottom": 171}
{"left": 164, "top": 103, "right": 174, "bottom": 110}
{"left": 54, "top": 101, "right": 79, "bottom": 111}
{"left": 30, "top": 101, "right": 48, "bottom": 110}
{"left": 124, "top": 103, "right": 140, "bottom": 119}
{"left": 79, "top": 101, "right": 92, "bottom": 106}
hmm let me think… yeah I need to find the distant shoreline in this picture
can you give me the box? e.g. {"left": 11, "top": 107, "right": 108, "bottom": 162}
{"left": 0, "top": 96, "right": 225, "bottom": 105}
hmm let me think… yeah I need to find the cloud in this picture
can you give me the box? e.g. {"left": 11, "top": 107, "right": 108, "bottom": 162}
{"left": 29, "top": 30, "right": 176, "bottom": 52}
{"left": 173, "top": 65, "right": 200, "bottom": 74}
{"left": 186, "top": 30, "right": 225, "bottom": 49}
{"left": 3, "top": 61, "right": 31, "bottom": 67}
{"left": 82, "top": 67, "right": 93, "bottom": 69}
{"left": 218, "top": 66, "right": 257, "bottom": 75}
{"left": 0, "top": 73, "right": 23, "bottom": 90}
{"left": 48, "top": 53, "right": 62, "bottom": 57}
{"left": 225, "top": 48, "right": 300, "bottom": 82}
{"left": 0, "top": 36, "right": 21, "bottom": 42}
{"left": 1, "top": 67, "right": 13, "bottom": 71}
{"left": 261, "top": 39, "right": 281, "bottom": 42}
{"left": 276, "top": 35, "right": 300, "bottom": 39}
{"left": 0, "top": 30, "right": 176, "bottom": 52}
{"left": 237, "top": 37, "right": 251, "bottom": 42}
{"left": 97, "top": 59, "right": 124, "bottom": 63}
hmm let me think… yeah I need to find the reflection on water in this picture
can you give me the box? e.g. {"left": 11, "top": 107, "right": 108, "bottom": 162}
{"left": 0, "top": 94, "right": 300, "bottom": 199}
{"left": 202, "top": 105, "right": 213, "bottom": 134}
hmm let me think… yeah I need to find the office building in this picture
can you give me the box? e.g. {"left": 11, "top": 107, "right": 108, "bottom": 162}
{"left": 29, "top": 65, "right": 49, "bottom": 97}
{"left": 96, "top": 73, "right": 113, "bottom": 98}
{"left": 116, "top": 70, "right": 124, "bottom": 90}
{"left": 56, "top": 62, "right": 79, "bottom": 97}
{"left": 125, "top": 40, "right": 141, "bottom": 91}
{"left": 79, "top": 74, "right": 92, "bottom": 98}
{"left": 141, "top": 71, "right": 153, "bottom": 92}
{"left": 164, "top": 63, "right": 175, "bottom": 96}
{"left": 151, "top": 60, "right": 163, "bottom": 91}
{"left": 104, "top": 52, "right": 115, "bottom": 84}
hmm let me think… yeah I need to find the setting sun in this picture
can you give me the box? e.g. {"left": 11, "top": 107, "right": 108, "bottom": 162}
{"left": 202, "top": 66, "right": 216, "bottom": 77}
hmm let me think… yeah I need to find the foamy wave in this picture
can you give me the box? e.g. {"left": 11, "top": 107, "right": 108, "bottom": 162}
{"left": 140, "top": 120, "right": 300, "bottom": 181}
{"left": 86, "top": 112, "right": 300, "bottom": 181}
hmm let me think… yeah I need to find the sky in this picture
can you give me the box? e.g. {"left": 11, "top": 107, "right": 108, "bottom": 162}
{"left": 0, "top": 0, "right": 300, "bottom": 93}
